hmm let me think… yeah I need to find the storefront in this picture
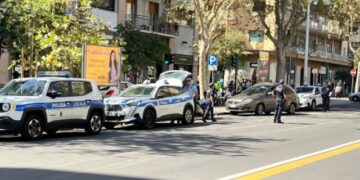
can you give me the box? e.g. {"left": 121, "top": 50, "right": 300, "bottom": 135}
{"left": 173, "top": 54, "right": 193, "bottom": 73}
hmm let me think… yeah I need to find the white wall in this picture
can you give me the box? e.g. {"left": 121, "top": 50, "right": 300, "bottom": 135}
{"left": 175, "top": 26, "right": 194, "bottom": 56}
{"left": 91, "top": 8, "right": 118, "bottom": 30}
{"left": 269, "top": 62, "right": 277, "bottom": 82}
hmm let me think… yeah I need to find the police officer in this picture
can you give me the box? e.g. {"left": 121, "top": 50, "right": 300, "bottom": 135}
{"left": 203, "top": 83, "right": 217, "bottom": 122}
{"left": 272, "top": 79, "right": 287, "bottom": 123}
{"left": 321, "top": 81, "right": 331, "bottom": 112}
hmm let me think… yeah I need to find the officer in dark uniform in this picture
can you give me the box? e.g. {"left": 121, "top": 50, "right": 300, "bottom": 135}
{"left": 321, "top": 81, "right": 331, "bottom": 112}
{"left": 272, "top": 79, "right": 287, "bottom": 123}
{"left": 203, "top": 83, "right": 217, "bottom": 122}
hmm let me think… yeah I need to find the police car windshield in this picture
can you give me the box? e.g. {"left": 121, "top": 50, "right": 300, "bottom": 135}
{"left": 159, "top": 71, "right": 190, "bottom": 80}
{"left": 0, "top": 80, "right": 47, "bottom": 96}
{"left": 296, "top": 87, "right": 313, "bottom": 93}
{"left": 119, "top": 86, "right": 155, "bottom": 97}
{"left": 241, "top": 85, "right": 269, "bottom": 96}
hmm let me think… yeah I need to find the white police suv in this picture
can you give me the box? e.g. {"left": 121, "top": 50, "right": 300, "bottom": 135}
{"left": 104, "top": 79, "right": 194, "bottom": 129}
{"left": 0, "top": 77, "right": 104, "bottom": 140}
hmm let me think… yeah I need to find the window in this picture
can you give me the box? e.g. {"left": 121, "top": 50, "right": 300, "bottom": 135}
{"left": 48, "top": 81, "right": 70, "bottom": 97}
{"left": 157, "top": 87, "right": 181, "bottom": 98}
{"left": 249, "top": 31, "right": 264, "bottom": 42}
{"left": 0, "top": 80, "right": 46, "bottom": 96}
{"left": 71, "top": 81, "right": 92, "bottom": 96}
{"left": 315, "top": 88, "right": 320, "bottom": 94}
{"left": 92, "top": 0, "right": 115, "bottom": 11}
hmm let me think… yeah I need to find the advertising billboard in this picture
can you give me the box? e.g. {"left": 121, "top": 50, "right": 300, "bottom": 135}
{"left": 83, "top": 45, "right": 121, "bottom": 86}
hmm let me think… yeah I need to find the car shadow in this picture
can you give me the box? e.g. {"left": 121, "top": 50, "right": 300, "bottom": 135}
{"left": 0, "top": 168, "right": 151, "bottom": 180}
{"left": 0, "top": 128, "right": 287, "bottom": 157}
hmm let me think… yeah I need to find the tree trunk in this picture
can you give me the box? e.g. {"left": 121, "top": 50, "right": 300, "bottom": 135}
{"left": 276, "top": 47, "right": 286, "bottom": 82}
{"left": 198, "top": 38, "right": 208, "bottom": 99}
{"left": 355, "top": 63, "right": 360, "bottom": 93}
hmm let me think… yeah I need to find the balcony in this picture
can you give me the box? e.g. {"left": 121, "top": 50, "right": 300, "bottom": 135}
{"left": 292, "top": 46, "right": 349, "bottom": 63}
{"left": 301, "top": 20, "right": 341, "bottom": 35}
{"left": 126, "top": 14, "right": 178, "bottom": 37}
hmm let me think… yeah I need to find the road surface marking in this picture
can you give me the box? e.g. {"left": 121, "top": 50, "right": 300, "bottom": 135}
{"left": 218, "top": 139, "right": 360, "bottom": 180}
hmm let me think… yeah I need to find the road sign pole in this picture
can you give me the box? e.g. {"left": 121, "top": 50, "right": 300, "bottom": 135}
{"left": 351, "top": 76, "right": 354, "bottom": 93}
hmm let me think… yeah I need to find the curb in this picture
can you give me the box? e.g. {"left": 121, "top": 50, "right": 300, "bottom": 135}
{"left": 215, "top": 112, "right": 231, "bottom": 116}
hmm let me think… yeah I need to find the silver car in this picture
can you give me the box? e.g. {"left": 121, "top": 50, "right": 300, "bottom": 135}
{"left": 226, "top": 83, "right": 299, "bottom": 115}
{"left": 349, "top": 92, "right": 360, "bottom": 102}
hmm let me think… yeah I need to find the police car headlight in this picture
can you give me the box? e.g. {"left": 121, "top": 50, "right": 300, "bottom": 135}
{"left": 127, "top": 100, "right": 142, "bottom": 107}
{"left": 2, "top": 103, "right": 10, "bottom": 112}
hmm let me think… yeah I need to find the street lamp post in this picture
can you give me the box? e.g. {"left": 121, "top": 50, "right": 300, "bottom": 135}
{"left": 304, "top": 0, "right": 317, "bottom": 85}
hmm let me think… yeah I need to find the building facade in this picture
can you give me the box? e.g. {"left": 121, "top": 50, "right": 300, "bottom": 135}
{"left": 225, "top": 3, "right": 350, "bottom": 88}
{"left": 91, "top": 0, "right": 194, "bottom": 81}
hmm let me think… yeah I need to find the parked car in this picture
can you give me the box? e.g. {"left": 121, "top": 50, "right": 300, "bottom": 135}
{"left": 295, "top": 85, "right": 323, "bottom": 110}
{"left": 349, "top": 92, "right": 360, "bottom": 102}
{"left": 103, "top": 79, "right": 194, "bottom": 129}
{"left": 226, "top": 83, "right": 299, "bottom": 116}
{"left": 0, "top": 77, "right": 104, "bottom": 140}
{"left": 99, "top": 81, "right": 133, "bottom": 98}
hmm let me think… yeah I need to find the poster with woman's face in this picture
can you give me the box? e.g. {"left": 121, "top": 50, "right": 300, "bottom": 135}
{"left": 84, "top": 45, "right": 120, "bottom": 86}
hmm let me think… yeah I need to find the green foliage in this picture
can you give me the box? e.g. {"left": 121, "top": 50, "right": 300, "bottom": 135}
{"left": 0, "top": 0, "right": 107, "bottom": 76}
{"left": 211, "top": 30, "right": 246, "bottom": 69}
{"left": 114, "top": 24, "right": 170, "bottom": 74}
{"left": 334, "top": 69, "right": 352, "bottom": 84}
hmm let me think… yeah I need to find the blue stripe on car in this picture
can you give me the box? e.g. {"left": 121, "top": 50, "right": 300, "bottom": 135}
{"left": 15, "top": 100, "right": 103, "bottom": 111}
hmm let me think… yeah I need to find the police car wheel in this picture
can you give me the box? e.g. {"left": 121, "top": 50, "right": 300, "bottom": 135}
{"left": 85, "top": 112, "right": 103, "bottom": 135}
{"left": 287, "top": 103, "right": 296, "bottom": 115}
{"left": 310, "top": 101, "right": 316, "bottom": 111}
{"left": 21, "top": 115, "right": 43, "bottom": 140}
{"left": 142, "top": 109, "right": 156, "bottom": 129}
{"left": 255, "top": 104, "right": 264, "bottom": 116}
{"left": 104, "top": 123, "right": 116, "bottom": 129}
{"left": 182, "top": 106, "right": 194, "bottom": 125}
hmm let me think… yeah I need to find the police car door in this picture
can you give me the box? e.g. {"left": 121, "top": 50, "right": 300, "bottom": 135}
{"left": 46, "top": 81, "right": 72, "bottom": 122}
{"left": 69, "top": 81, "right": 93, "bottom": 120}
{"left": 156, "top": 86, "right": 178, "bottom": 119}
{"left": 315, "top": 87, "right": 322, "bottom": 105}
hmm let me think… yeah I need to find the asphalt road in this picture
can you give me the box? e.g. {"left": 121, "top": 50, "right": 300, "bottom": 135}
{"left": 0, "top": 98, "right": 359, "bottom": 180}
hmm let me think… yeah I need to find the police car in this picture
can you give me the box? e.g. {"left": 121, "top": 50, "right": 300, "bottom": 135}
{"left": 295, "top": 85, "right": 323, "bottom": 110}
{"left": 104, "top": 79, "right": 195, "bottom": 129}
{"left": 0, "top": 77, "right": 104, "bottom": 140}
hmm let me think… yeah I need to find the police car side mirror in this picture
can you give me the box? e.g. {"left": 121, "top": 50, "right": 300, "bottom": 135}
{"left": 157, "top": 95, "right": 165, "bottom": 99}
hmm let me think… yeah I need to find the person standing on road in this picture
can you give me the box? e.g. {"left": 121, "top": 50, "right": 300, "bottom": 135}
{"left": 272, "top": 79, "right": 287, "bottom": 123}
{"left": 203, "top": 83, "right": 217, "bottom": 122}
{"left": 321, "top": 81, "right": 331, "bottom": 112}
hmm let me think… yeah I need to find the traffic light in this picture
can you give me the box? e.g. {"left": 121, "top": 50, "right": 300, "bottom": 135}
{"left": 231, "top": 55, "right": 237, "bottom": 68}
{"left": 164, "top": 53, "right": 175, "bottom": 65}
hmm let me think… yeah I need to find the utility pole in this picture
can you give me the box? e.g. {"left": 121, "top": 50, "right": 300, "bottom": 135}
{"left": 304, "top": 0, "right": 318, "bottom": 85}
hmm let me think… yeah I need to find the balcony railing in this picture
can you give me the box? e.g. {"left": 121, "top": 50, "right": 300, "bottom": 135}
{"left": 292, "top": 46, "right": 348, "bottom": 63}
{"left": 125, "top": 14, "right": 178, "bottom": 36}
{"left": 302, "top": 20, "right": 341, "bottom": 34}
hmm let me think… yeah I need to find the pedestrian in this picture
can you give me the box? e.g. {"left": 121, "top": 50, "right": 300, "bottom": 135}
{"left": 203, "top": 83, "right": 217, "bottom": 122}
{"left": 272, "top": 79, "right": 287, "bottom": 123}
{"left": 335, "top": 84, "right": 342, "bottom": 98}
{"left": 228, "top": 80, "right": 234, "bottom": 94}
{"left": 321, "top": 81, "right": 331, "bottom": 112}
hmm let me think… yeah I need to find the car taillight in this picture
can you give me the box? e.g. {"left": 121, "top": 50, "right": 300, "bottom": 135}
{"left": 106, "top": 90, "right": 115, "bottom": 97}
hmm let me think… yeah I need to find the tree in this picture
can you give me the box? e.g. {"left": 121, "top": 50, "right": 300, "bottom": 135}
{"left": 256, "top": 0, "right": 310, "bottom": 81}
{"left": 329, "top": 0, "right": 360, "bottom": 92}
{"left": 3, "top": 0, "right": 106, "bottom": 77}
{"left": 114, "top": 24, "right": 170, "bottom": 83}
{"left": 174, "top": 0, "right": 249, "bottom": 98}
{"left": 211, "top": 30, "right": 246, "bottom": 70}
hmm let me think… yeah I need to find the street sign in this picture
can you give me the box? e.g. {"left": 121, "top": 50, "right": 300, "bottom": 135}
{"left": 350, "top": 69, "right": 357, "bottom": 77}
{"left": 250, "top": 62, "right": 258, "bottom": 68}
{"left": 208, "top": 55, "right": 218, "bottom": 71}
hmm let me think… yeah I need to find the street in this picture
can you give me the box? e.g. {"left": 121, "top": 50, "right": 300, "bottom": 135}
{"left": 0, "top": 98, "right": 359, "bottom": 180}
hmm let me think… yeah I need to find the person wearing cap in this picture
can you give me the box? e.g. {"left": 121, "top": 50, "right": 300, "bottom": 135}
{"left": 272, "top": 79, "right": 287, "bottom": 123}
{"left": 203, "top": 82, "right": 217, "bottom": 122}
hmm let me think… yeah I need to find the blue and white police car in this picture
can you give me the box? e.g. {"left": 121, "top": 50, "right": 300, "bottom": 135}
{"left": 104, "top": 79, "right": 195, "bottom": 129}
{"left": 0, "top": 77, "right": 104, "bottom": 140}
